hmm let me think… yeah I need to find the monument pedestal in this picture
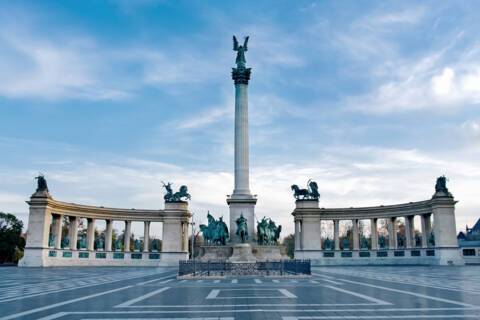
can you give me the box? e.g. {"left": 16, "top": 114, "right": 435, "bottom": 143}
{"left": 227, "top": 195, "right": 257, "bottom": 242}
{"left": 228, "top": 243, "right": 257, "bottom": 262}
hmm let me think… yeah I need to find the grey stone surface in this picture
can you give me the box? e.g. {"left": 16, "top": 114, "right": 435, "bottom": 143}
{"left": 1, "top": 266, "right": 480, "bottom": 319}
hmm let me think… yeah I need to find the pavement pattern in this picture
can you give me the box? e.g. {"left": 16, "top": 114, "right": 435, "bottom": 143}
{"left": 0, "top": 266, "right": 479, "bottom": 320}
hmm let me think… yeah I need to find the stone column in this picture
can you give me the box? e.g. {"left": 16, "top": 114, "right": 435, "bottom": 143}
{"left": 387, "top": 217, "right": 396, "bottom": 249}
{"left": 143, "top": 221, "right": 150, "bottom": 252}
{"left": 182, "top": 222, "right": 189, "bottom": 252}
{"left": 52, "top": 214, "right": 63, "bottom": 249}
{"left": 352, "top": 219, "right": 360, "bottom": 250}
{"left": 294, "top": 220, "right": 301, "bottom": 251}
{"left": 319, "top": 220, "right": 323, "bottom": 249}
{"left": 87, "top": 218, "right": 95, "bottom": 251}
{"left": 124, "top": 221, "right": 132, "bottom": 252}
{"left": 69, "top": 216, "right": 78, "bottom": 250}
{"left": 334, "top": 220, "right": 340, "bottom": 250}
{"left": 421, "top": 214, "right": 431, "bottom": 248}
{"left": 370, "top": 218, "right": 378, "bottom": 250}
{"left": 105, "top": 219, "right": 113, "bottom": 251}
{"left": 405, "top": 216, "right": 413, "bottom": 249}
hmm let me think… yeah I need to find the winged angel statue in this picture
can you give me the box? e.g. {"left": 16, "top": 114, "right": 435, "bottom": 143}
{"left": 233, "top": 35, "right": 249, "bottom": 68}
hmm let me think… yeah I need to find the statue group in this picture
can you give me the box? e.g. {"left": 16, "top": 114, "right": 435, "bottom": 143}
{"left": 291, "top": 180, "right": 320, "bottom": 200}
{"left": 256, "top": 217, "right": 282, "bottom": 245}
{"left": 200, "top": 213, "right": 229, "bottom": 245}
{"left": 162, "top": 182, "right": 191, "bottom": 202}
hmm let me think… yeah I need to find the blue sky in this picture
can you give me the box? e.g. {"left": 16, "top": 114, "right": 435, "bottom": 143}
{"left": 1, "top": 0, "right": 479, "bottom": 237}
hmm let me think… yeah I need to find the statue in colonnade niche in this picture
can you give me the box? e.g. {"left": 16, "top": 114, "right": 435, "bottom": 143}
{"left": 200, "top": 213, "right": 229, "bottom": 245}
{"left": 162, "top": 181, "right": 191, "bottom": 202}
{"left": 415, "top": 234, "right": 422, "bottom": 247}
{"left": 323, "top": 237, "right": 333, "bottom": 250}
{"left": 378, "top": 235, "right": 386, "bottom": 249}
{"left": 78, "top": 234, "right": 87, "bottom": 249}
{"left": 61, "top": 236, "right": 70, "bottom": 248}
{"left": 428, "top": 232, "right": 435, "bottom": 246}
{"left": 342, "top": 238, "right": 350, "bottom": 250}
{"left": 114, "top": 239, "right": 122, "bottom": 251}
{"left": 151, "top": 239, "right": 160, "bottom": 252}
{"left": 134, "top": 239, "right": 141, "bottom": 252}
{"left": 256, "top": 217, "right": 282, "bottom": 245}
{"left": 360, "top": 236, "right": 369, "bottom": 250}
{"left": 48, "top": 234, "right": 55, "bottom": 247}
{"left": 236, "top": 214, "right": 248, "bottom": 243}
{"left": 291, "top": 179, "right": 320, "bottom": 200}
{"left": 96, "top": 237, "right": 104, "bottom": 250}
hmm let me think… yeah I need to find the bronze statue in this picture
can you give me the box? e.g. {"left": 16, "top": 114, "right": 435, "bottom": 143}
{"left": 35, "top": 174, "right": 49, "bottom": 192}
{"left": 199, "top": 212, "right": 229, "bottom": 245}
{"left": 236, "top": 214, "right": 248, "bottom": 243}
{"left": 435, "top": 176, "right": 449, "bottom": 193}
{"left": 162, "top": 181, "right": 191, "bottom": 202}
{"left": 291, "top": 179, "right": 320, "bottom": 200}
{"left": 233, "top": 35, "right": 249, "bottom": 68}
{"left": 256, "top": 217, "right": 282, "bottom": 245}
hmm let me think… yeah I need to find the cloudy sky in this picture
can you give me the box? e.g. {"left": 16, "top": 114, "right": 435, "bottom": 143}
{"left": 1, "top": 1, "right": 479, "bottom": 238}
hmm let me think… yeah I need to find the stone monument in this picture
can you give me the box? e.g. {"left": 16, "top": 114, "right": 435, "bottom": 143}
{"left": 226, "top": 35, "right": 257, "bottom": 243}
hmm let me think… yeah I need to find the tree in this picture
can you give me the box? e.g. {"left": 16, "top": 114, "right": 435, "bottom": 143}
{"left": 282, "top": 234, "right": 295, "bottom": 258}
{"left": 0, "top": 212, "right": 25, "bottom": 264}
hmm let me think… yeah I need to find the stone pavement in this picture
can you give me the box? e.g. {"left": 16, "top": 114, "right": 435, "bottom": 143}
{"left": 0, "top": 266, "right": 479, "bottom": 320}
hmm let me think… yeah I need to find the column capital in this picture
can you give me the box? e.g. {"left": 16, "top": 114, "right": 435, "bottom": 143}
{"left": 232, "top": 67, "right": 251, "bottom": 85}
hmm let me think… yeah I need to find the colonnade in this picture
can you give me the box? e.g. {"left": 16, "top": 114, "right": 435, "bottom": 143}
{"left": 292, "top": 186, "right": 464, "bottom": 265}
{"left": 294, "top": 214, "right": 433, "bottom": 251}
{"left": 19, "top": 188, "right": 191, "bottom": 267}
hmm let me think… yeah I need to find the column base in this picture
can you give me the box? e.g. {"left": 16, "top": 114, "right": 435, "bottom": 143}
{"left": 227, "top": 195, "right": 257, "bottom": 243}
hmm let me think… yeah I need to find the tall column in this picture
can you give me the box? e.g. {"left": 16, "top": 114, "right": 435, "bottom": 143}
{"left": 87, "top": 218, "right": 95, "bottom": 251}
{"left": 105, "top": 219, "right": 113, "bottom": 251}
{"left": 405, "top": 216, "right": 413, "bottom": 249}
{"left": 52, "top": 214, "right": 63, "bottom": 249}
{"left": 294, "top": 220, "right": 301, "bottom": 250}
{"left": 143, "top": 221, "right": 150, "bottom": 252}
{"left": 352, "top": 219, "right": 360, "bottom": 250}
{"left": 124, "top": 221, "right": 132, "bottom": 252}
{"left": 69, "top": 216, "right": 78, "bottom": 250}
{"left": 334, "top": 220, "right": 340, "bottom": 250}
{"left": 227, "top": 44, "right": 256, "bottom": 242}
{"left": 370, "top": 218, "right": 378, "bottom": 250}
{"left": 421, "top": 214, "right": 431, "bottom": 248}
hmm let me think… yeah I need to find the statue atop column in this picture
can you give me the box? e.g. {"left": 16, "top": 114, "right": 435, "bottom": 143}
{"left": 434, "top": 175, "right": 452, "bottom": 197}
{"left": 34, "top": 174, "right": 49, "bottom": 193}
{"left": 233, "top": 35, "right": 249, "bottom": 68}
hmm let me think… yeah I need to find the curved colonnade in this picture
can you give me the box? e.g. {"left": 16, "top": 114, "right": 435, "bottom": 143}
{"left": 19, "top": 189, "right": 190, "bottom": 267}
{"left": 293, "top": 188, "right": 464, "bottom": 265}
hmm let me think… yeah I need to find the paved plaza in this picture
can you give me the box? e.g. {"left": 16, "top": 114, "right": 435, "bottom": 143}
{"left": 0, "top": 266, "right": 479, "bottom": 320}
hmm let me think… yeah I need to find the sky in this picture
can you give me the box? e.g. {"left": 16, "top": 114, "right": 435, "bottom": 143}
{"left": 0, "top": 0, "right": 479, "bottom": 239}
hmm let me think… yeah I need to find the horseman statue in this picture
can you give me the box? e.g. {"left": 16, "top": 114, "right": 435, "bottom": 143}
{"left": 236, "top": 214, "right": 248, "bottom": 243}
{"left": 162, "top": 181, "right": 191, "bottom": 202}
{"left": 291, "top": 179, "right": 320, "bottom": 200}
{"left": 257, "top": 217, "right": 282, "bottom": 245}
{"left": 199, "top": 212, "right": 229, "bottom": 245}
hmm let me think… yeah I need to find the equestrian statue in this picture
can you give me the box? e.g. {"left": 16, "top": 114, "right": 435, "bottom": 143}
{"left": 256, "top": 217, "right": 282, "bottom": 245}
{"left": 236, "top": 214, "right": 248, "bottom": 243}
{"left": 199, "top": 212, "right": 229, "bottom": 245}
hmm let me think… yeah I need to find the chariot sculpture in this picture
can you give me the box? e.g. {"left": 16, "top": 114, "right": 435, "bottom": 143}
{"left": 35, "top": 174, "right": 49, "bottom": 193}
{"left": 162, "top": 181, "right": 191, "bottom": 202}
{"left": 291, "top": 179, "right": 320, "bottom": 200}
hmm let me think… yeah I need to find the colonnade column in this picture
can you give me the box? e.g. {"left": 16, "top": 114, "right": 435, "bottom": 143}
{"left": 352, "top": 219, "right": 359, "bottom": 250}
{"left": 370, "top": 218, "right": 378, "bottom": 250}
{"left": 294, "top": 220, "right": 301, "bottom": 250}
{"left": 52, "top": 214, "right": 63, "bottom": 249}
{"left": 334, "top": 219, "right": 340, "bottom": 250}
{"left": 143, "top": 221, "right": 150, "bottom": 252}
{"left": 182, "top": 222, "right": 188, "bottom": 252}
{"left": 124, "top": 221, "right": 132, "bottom": 252}
{"left": 421, "top": 214, "right": 431, "bottom": 248}
{"left": 87, "top": 218, "right": 95, "bottom": 251}
{"left": 319, "top": 220, "right": 323, "bottom": 249}
{"left": 68, "top": 217, "right": 78, "bottom": 250}
{"left": 405, "top": 216, "right": 413, "bottom": 249}
{"left": 388, "top": 217, "right": 396, "bottom": 249}
{"left": 105, "top": 219, "right": 113, "bottom": 251}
